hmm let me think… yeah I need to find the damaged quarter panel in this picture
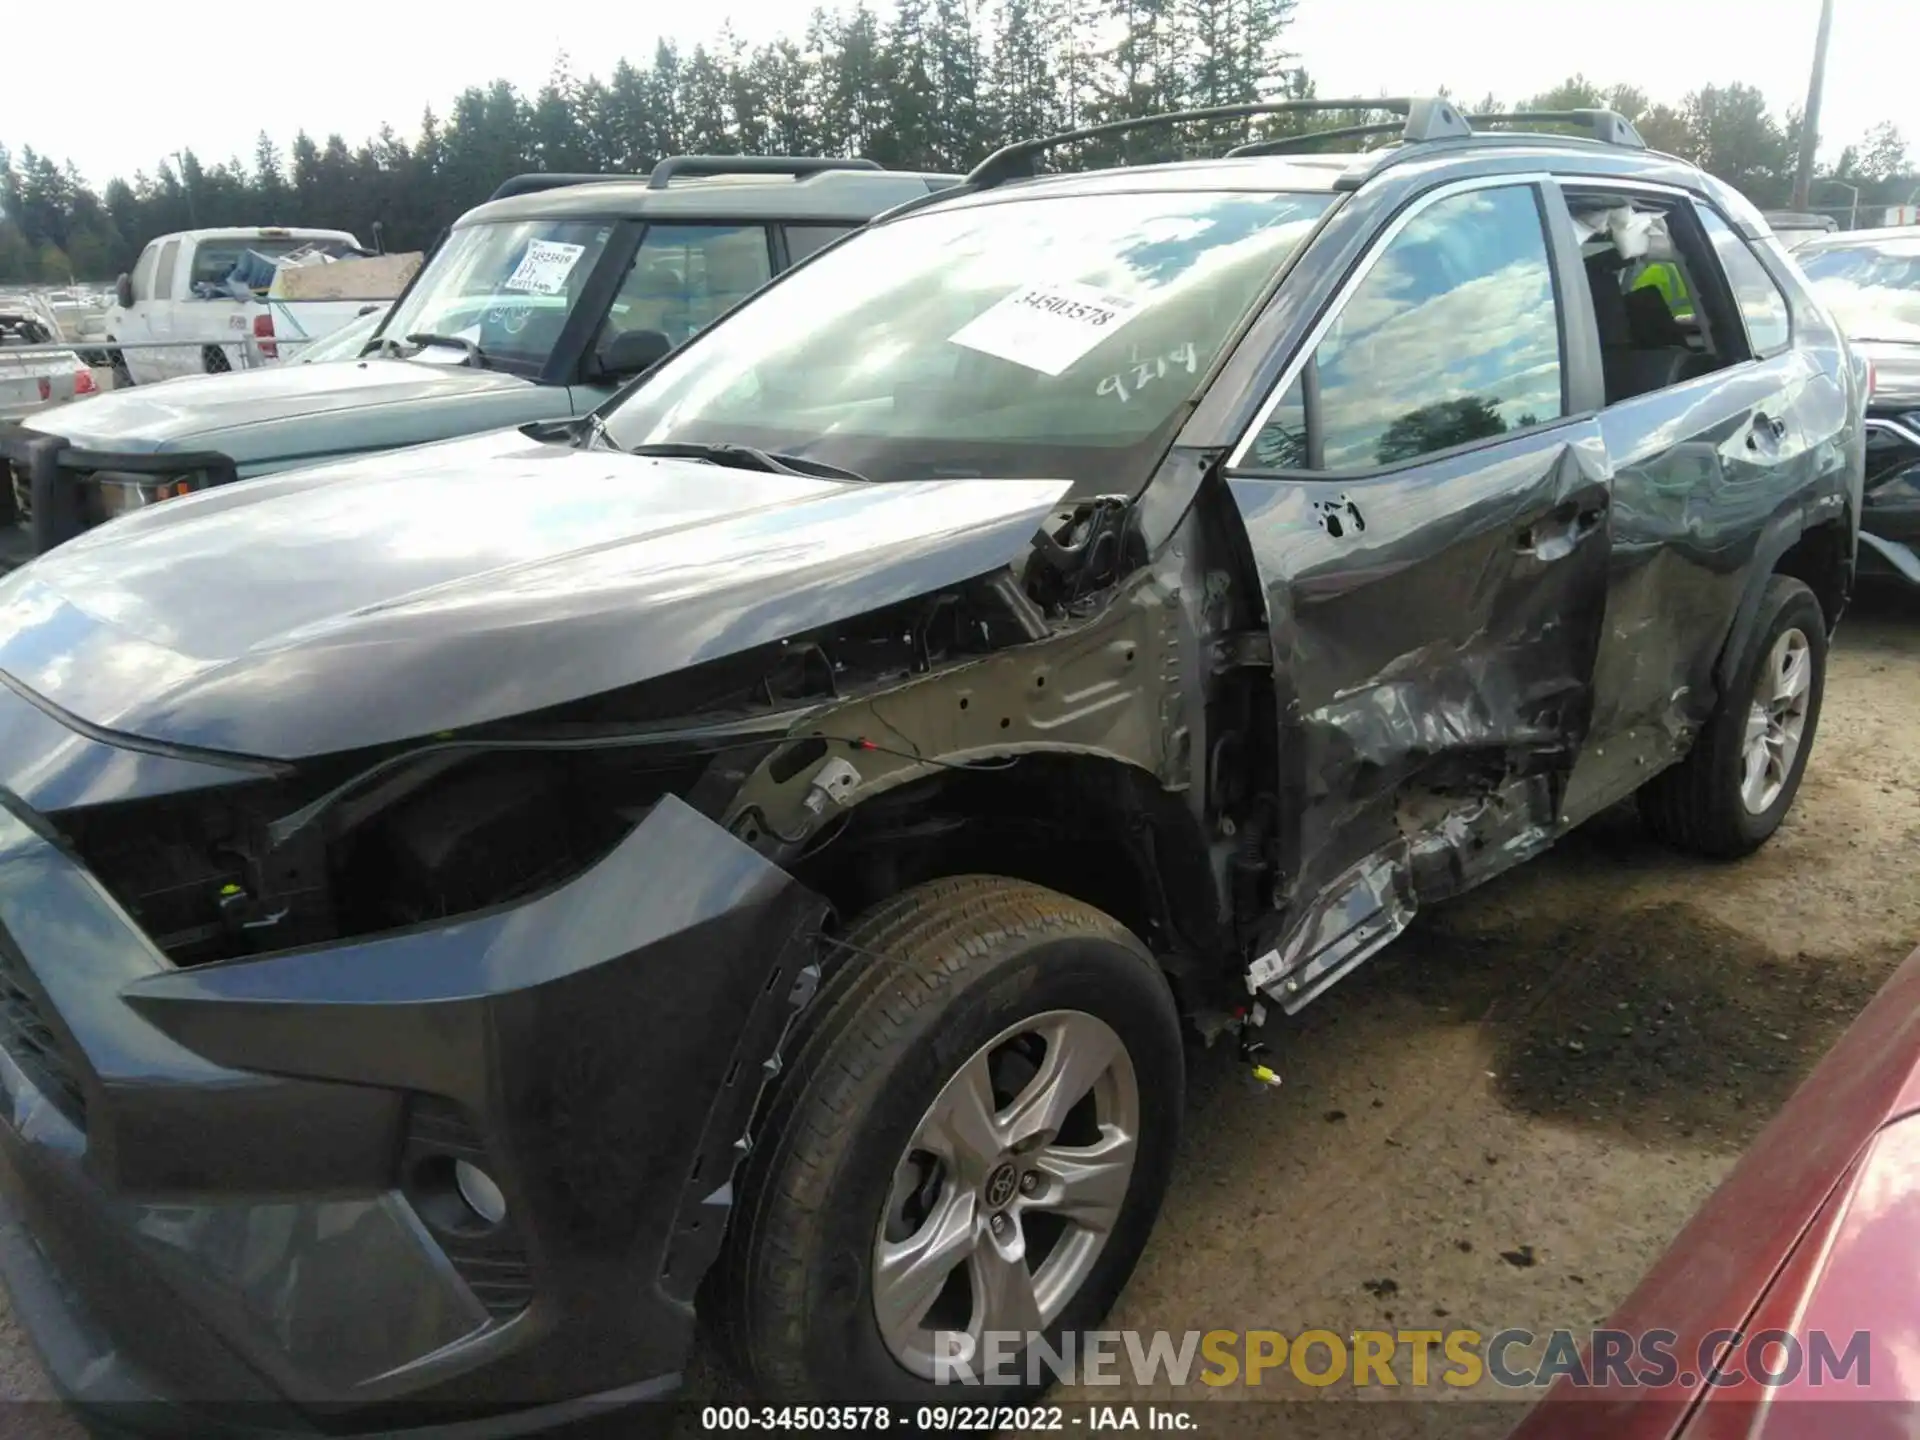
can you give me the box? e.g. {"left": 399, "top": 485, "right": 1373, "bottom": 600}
{"left": 0, "top": 430, "right": 1072, "bottom": 759}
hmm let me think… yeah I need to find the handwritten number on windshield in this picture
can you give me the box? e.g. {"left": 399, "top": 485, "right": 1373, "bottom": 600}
{"left": 1098, "top": 341, "right": 1200, "bottom": 404}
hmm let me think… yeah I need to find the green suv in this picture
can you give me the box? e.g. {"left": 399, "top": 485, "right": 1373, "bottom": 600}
{"left": 0, "top": 156, "right": 955, "bottom": 562}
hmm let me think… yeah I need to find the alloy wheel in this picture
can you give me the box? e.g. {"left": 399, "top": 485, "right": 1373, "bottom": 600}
{"left": 871, "top": 1009, "right": 1139, "bottom": 1378}
{"left": 1740, "top": 627, "right": 1812, "bottom": 814}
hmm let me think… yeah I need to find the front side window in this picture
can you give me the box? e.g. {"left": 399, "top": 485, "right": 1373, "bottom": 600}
{"left": 1248, "top": 185, "right": 1564, "bottom": 473}
{"left": 379, "top": 219, "right": 615, "bottom": 374}
{"left": 602, "top": 225, "right": 773, "bottom": 352}
{"left": 603, "top": 190, "right": 1333, "bottom": 491}
{"left": 1697, "top": 206, "right": 1791, "bottom": 357}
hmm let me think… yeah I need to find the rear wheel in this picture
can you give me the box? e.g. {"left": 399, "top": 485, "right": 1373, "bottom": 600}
{"left": 202, "top": 344, "right": 231, "bottom": 374}
{"left": 109, "top": 345, "right": 132, "bottom": 390}
{"left": 1639, "top": 575, "right": 1826, "bottom": 858}
{"left": 717, "top": 875, "right": 1183, "bottom": 1404}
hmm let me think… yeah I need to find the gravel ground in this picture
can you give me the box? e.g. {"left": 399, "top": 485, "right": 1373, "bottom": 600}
{"left": 1, "top": 589, "right": 1915, "bottom": 1440}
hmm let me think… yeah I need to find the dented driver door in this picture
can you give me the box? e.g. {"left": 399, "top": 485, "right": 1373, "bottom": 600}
{"left": 1219, "top": 177, "right": 1612, "bottom": 1011}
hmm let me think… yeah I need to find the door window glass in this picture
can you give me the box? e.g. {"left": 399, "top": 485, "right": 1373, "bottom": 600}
{"left": 1249, "top": 185, "right": 1565, "bottom": 472}
{"left": 1697, "top": 205, "right": 1791, "bottom": 357}
{"left": 130, "top": 245, "right": 158, "bottom": 301}
{"left": 604, "top": 226, "right": 774, "bottom": 351}
{"left": 153, "top": 240, "right": 181, "bottom": 302}
{"left": 785, "top": 224, "right": 854, "bottom": 264}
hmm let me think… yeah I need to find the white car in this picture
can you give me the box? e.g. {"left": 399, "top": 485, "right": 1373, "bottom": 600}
{"left": 104, "top": 227, "right": 395, "bottom": 385}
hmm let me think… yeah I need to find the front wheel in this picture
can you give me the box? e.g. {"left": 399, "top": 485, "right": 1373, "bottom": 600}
{"left": 716, "top": 875, "right": 1183, "bottom": 1404}
{"left": 1639, "top": 574, "right": 1827, "bottom": 858}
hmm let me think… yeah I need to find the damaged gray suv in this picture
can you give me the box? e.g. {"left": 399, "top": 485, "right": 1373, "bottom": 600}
{"left": 0, "top": 98, "right": 1864, "bottom": 1432}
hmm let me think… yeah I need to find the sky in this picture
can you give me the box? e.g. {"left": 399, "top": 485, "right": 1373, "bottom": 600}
{"left": 3, "top": 0, "right": 1916, "bottom": 193}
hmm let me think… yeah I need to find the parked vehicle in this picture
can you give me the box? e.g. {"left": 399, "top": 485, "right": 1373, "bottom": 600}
{"left": 103, "top": 226, "right": 388, "bottom": 385}
{"left": 0, "top": 98, "right": 1863, "bottom": 1433}
{"left": 1510, "top": 938, "right": 1920, "bottom": 1437}
{"left": 291, "top": 303, "right": 389, "bottom": 364}
{"left": 1761, "top": 209, "right": 1839, "bottom": 250}
{"left": 0, "top": 299, "right": 96, "bottom": 422}
{"left": 2, "top": 158, "right": 958, "bottom": 558}
{"left": 1795, "top": 227, "right": 1920, "bottom": 585}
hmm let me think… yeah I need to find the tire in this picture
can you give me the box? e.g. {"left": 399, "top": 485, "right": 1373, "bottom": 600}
{"left": 203, "top": 345, "right": 232, "bottom": 374}
{"left": 1639, "top": 575, "right": 1827, "bottom": 858}
{"left": 716, "top": 875, "right": 1183, "bottom": 1405}
{"left": 109, "top": 346, "right": 132, "bottom": 390}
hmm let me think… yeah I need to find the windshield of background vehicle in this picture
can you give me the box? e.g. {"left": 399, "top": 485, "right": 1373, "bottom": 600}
{"left": 602, "top": 190, "right": 1334, "bottom": 489}
{"left": 379, "top": 219, "right": 614, "bottom": 373}
{"left": 1799, "top": 240, "right": 1920, "bottom": 345}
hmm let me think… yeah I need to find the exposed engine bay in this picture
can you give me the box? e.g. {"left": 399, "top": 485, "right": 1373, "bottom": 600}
{"left": 50, "top": 492, "right": 1235, "bottom": 979}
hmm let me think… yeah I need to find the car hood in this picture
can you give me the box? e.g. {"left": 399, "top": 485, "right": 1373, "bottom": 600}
{"left": 29, "top": 358, "right": 534, "bottom": 450}
{"left": 0, "top": 431, "right": 1071, "bottom": 760}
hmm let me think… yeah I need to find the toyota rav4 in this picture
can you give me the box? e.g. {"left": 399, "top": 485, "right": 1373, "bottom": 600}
{"left": 0, "top": 98, "right": 1865, "bottom": 1434}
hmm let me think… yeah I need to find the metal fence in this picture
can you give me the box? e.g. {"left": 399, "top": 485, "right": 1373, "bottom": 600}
{"left": 0, "top": 332, "right": 323, "bottom": 375}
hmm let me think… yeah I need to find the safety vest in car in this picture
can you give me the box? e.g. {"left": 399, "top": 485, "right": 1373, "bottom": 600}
{"left": 1632, "top": 261, "right": 1695, "bottom": 321}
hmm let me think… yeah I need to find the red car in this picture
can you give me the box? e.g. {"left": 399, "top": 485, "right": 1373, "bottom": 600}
{"left": 1511, "top": 943, "right": 1920, "bottom": 1438}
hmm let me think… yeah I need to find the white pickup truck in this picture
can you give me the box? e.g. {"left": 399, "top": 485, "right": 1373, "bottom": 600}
{"left": 105, "top": 227, "right": 395, "bottom": 385}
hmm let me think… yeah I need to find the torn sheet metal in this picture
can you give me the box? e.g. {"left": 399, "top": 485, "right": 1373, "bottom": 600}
{"left": 1227, "top": 422, "right": 1611, "bottom": 984}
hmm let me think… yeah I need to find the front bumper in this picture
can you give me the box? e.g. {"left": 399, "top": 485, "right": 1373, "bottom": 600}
{"left": 0, "top": 424, "right": 237, "bottom": 563}
{"left": 0, "top": 788, "right": 827, "bottom": 1434}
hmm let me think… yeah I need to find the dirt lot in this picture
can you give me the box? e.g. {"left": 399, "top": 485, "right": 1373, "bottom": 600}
{"left": 1, "top": 590, "right": 1916, "bottom": 1439}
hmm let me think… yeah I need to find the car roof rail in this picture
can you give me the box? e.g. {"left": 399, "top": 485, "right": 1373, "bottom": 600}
{"left": 486, "top": 173, "right": 637, "bottom": 202}
{"left": 646, "top": 155, "right": 884, "bottom": 188}
{"left": 966, "top": 97, "right": 1472, "bottom": 189}
{"left": 1466, "top": 109, "right": 1648, "bottom": 149}
{"left": 1225, "top": 120, "right": 1415, "bottom": 158}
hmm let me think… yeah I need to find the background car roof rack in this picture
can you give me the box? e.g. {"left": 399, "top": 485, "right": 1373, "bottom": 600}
{"left": 965, "top": 97, "right": 1471, "bottom": 189}
{"left": 484, "top": 157, "right": 886, "bottom": 204}
{"left": 1466, "top": 109, "right": 1648, "bottom": 149}
{"left": 486, "top": 173, "right": 635, "bottom": 202}
{"left": 646, "top": 155, "right": 884, "bottom": 188}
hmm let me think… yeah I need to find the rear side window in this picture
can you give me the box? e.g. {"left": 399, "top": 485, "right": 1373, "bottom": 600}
{"left": 153, "top": 240, "right": 181, "bottom": 302}
{"left": 785, "top": 224, "right": 854, "bottom": 264}
{"left": 1247, "top": 184, "right": 1565, "bottom": 473}
{"left": 1697, "top": 206, "right": 1791, "bottom": 357}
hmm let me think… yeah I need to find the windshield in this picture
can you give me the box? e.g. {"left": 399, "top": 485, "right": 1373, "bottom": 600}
{"left": 1800, "top": 241, "right": 1920, "bottom": 344}
{"left": 380, "top": 219, "right": 614, "bottom": 373}
{"left": 602, "top": 189, "right": 1333, "bottom": 489}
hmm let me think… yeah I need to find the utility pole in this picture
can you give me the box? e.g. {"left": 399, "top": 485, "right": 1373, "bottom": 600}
{"left": 170, "top": 151, "right": 198, "bottom": 228}
{"left": 1790, "top": 0, "right": 1835, "bottom": 210}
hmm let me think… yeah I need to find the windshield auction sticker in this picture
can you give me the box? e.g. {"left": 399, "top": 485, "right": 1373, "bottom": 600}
{"left": 949, "top": 281, "right": 1143, "bottom": 375}
{"left": 503, "top": 240, "right": 587, "bottom": 296}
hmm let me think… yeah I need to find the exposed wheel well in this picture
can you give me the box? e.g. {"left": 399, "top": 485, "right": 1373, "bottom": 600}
{"left": 789, "top": 754, "right": 1230, "bottom": 1009}
{"left": 1774, "top": 519, "right": 1851, "bottom": 632}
